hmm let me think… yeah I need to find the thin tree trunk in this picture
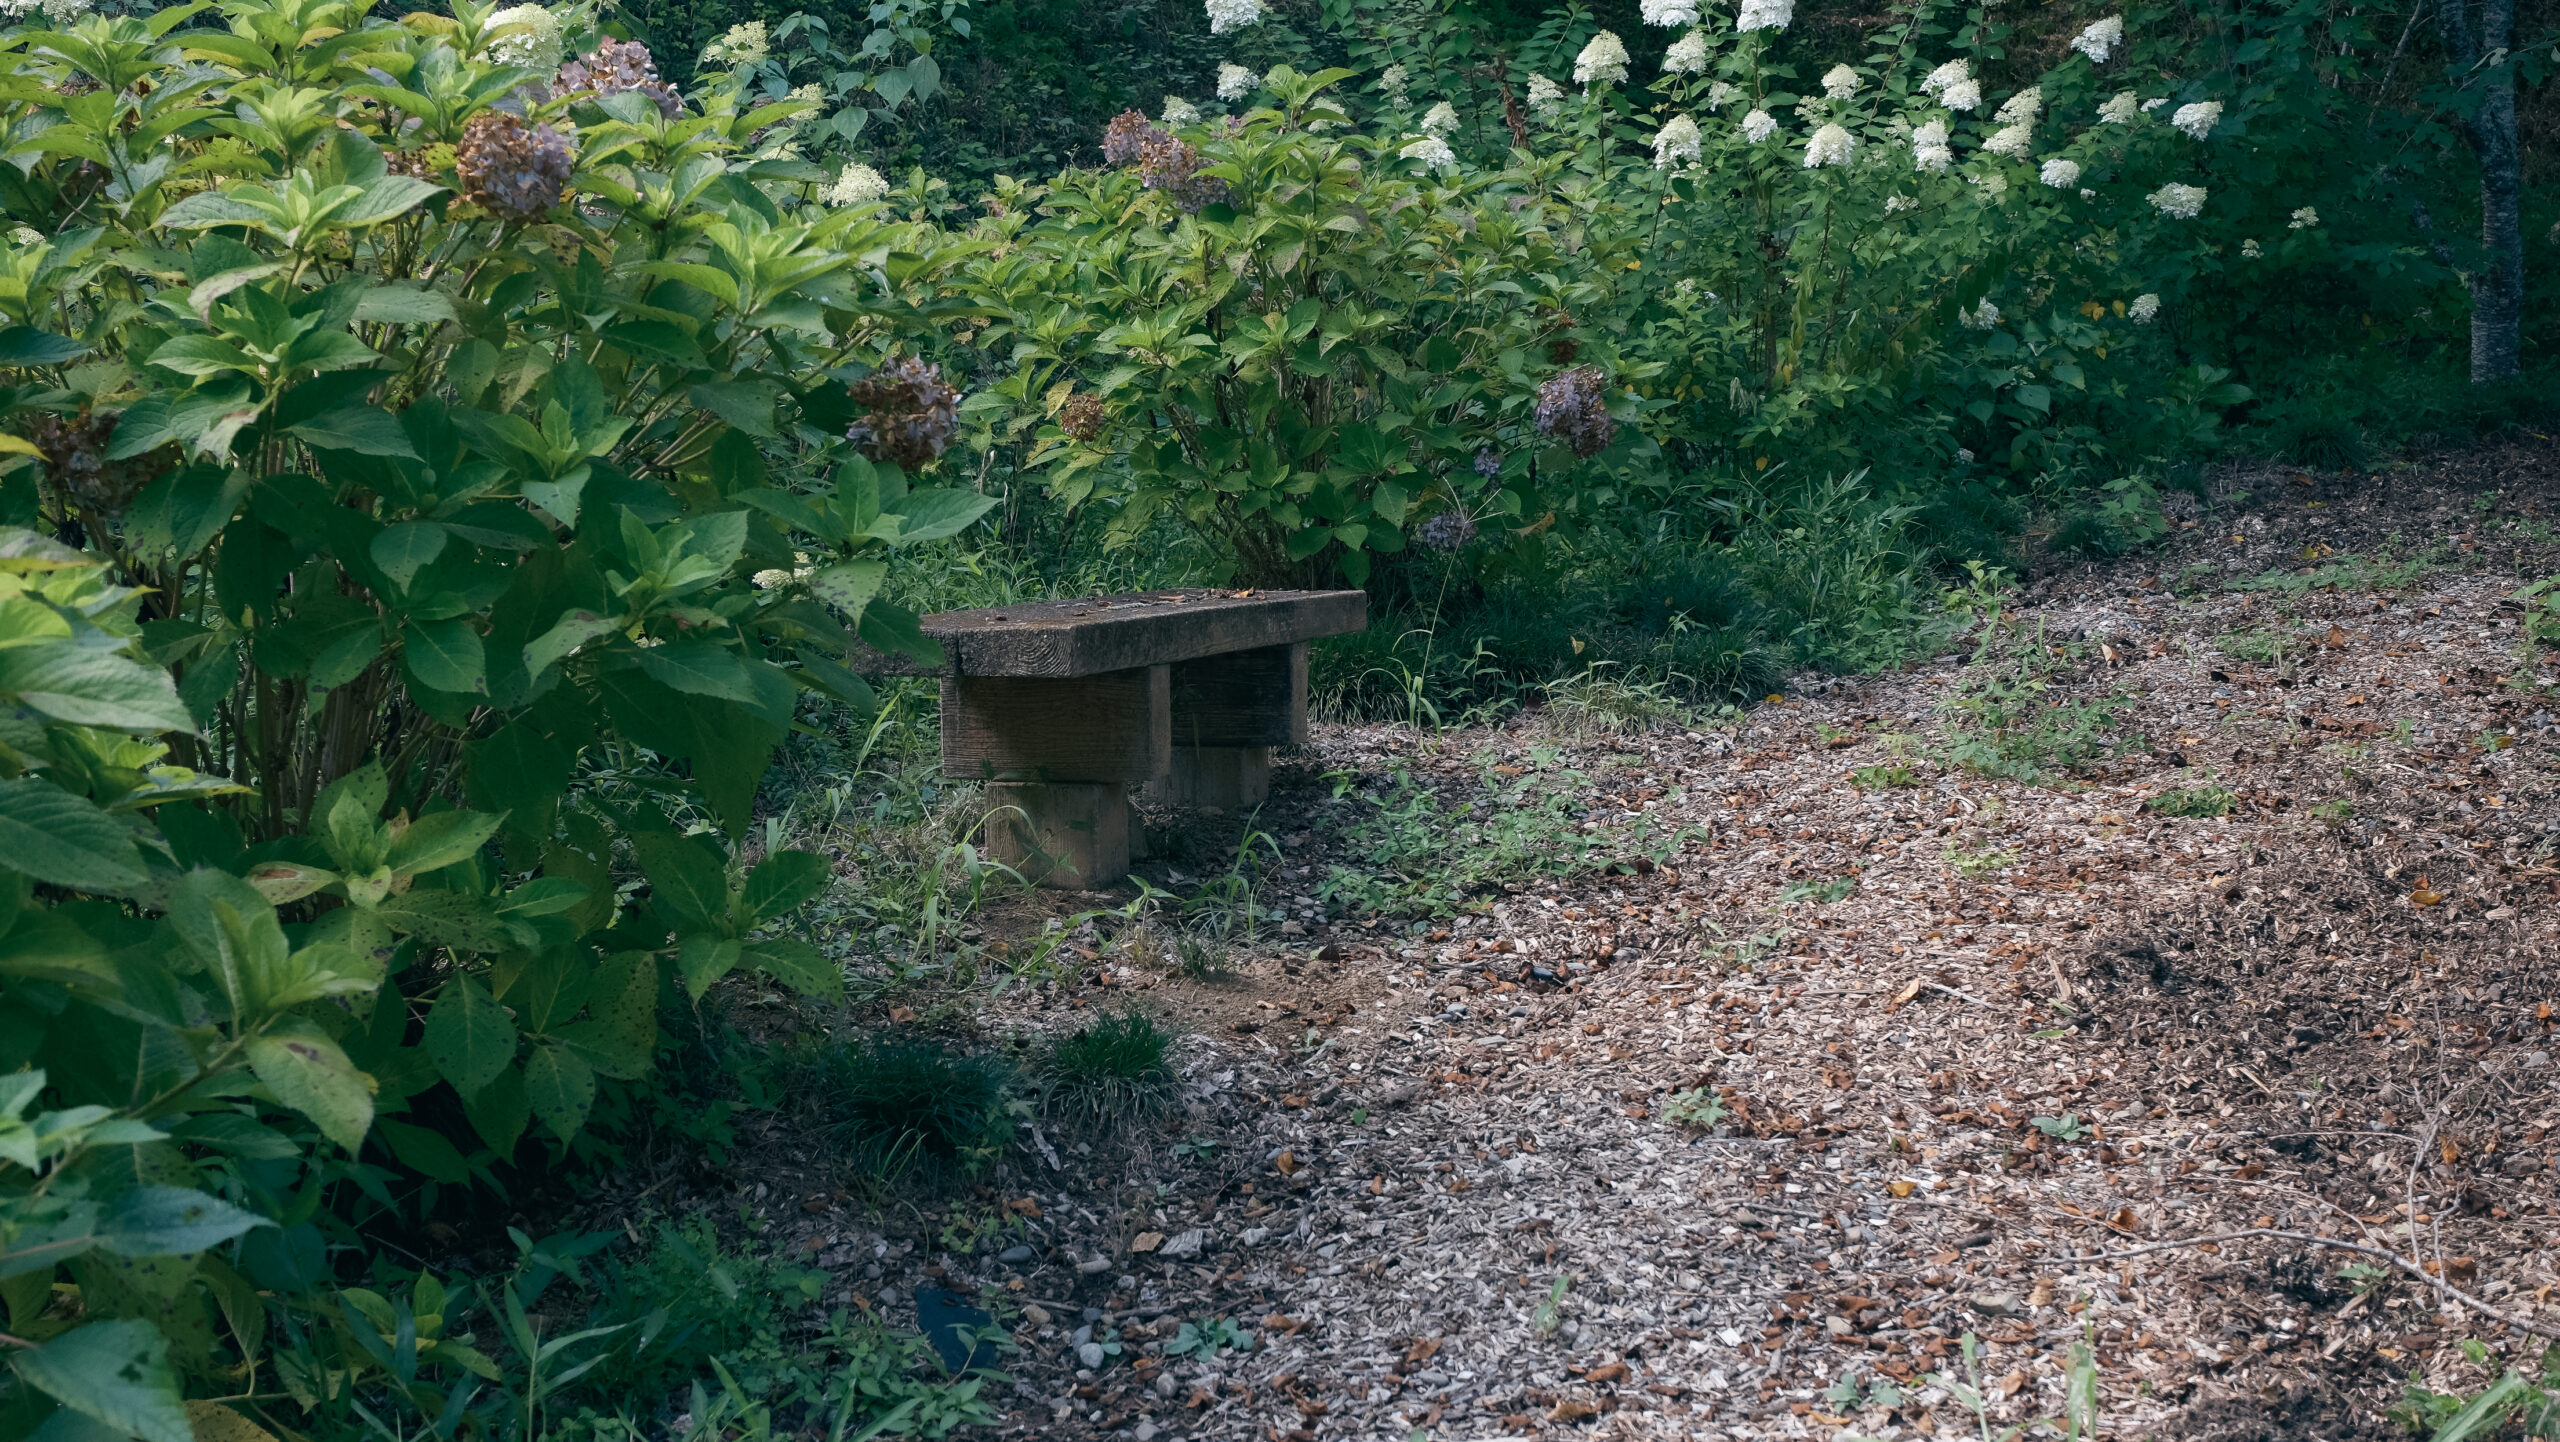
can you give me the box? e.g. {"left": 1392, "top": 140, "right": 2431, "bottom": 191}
{"left": 2436, "top": 0, "right": 2523, "bottom": 382}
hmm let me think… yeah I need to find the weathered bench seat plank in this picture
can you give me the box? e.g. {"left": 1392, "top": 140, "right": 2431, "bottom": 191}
{"left": 855, "top": 588, "right": 1365, "bottom": 678}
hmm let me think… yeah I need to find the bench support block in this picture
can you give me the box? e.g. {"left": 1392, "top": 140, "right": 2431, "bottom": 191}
{"left": 1153, "top": 745, "right": 1272, "bottom": 811}
{"left": 980, "top": 781, "right": 1131, "bottom": 889}
{"left": 942, "top": 666, "right": 1169, "bottom": 784}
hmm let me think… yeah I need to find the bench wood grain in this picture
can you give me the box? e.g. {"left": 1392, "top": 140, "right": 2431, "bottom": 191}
{"left": 854, "top": 589, "right": 1364, "bottom": 678}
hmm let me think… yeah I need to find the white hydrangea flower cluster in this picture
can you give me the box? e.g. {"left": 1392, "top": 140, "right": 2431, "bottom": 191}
{"left": 1961, "top": 297, "right": 1999, "bottom": 329}
{"left": 828, "top": 163, "right": 889, "bottom": 207}
{"left": 1741, "top": 108, "right": 1777, "bottom": 143}
{"left": 1162, "top": 95, "right": 1200, "bottom": 125}
{"left": 1822, "top": 64, "right": 1860, "bottom": 100}
{"left": 1380, "top": 64, "right": 1410, "bottom": 104}
{"left": 1984, "top": 124, "right": 2033, "bottom": 159}
{"left": 2171, "top": 100, "right": 2222, "bottom": 139}
{"left": 1218, "top": 63, "right": 1258, "bottom": 101}
{"left": 1922, "top": 58, "right": 1981, "bottom": 112}
{"left": 1422, "top": 101, "right": 1459, "bottom": 137}
{"left": 1665, "top": 30, "right": 1712, "bottom": 74}
{"left": 1984, "top": 88, "right": 2040, "bottom": 159}
{"left": 1705, "top": 80, "right": 1742, "bottom": 111}
{"left": 2097, "top": 91, "right": 2142, "bottom": 125}
{"left": 1884, "top": 194, "right": 1917, "bottom": 213}
{"left": 2040, "top": 157, "right": 2081, "bottom": 188}
{"left": 2129, "top": 293, "right": 2161, "bottom": 323}
{"left": 2148, "top": 182, "right": 2207, "bottom": 218}
{"left": 1736, "top": 0, "right": 1792, "bottom": 32}
{"left": 1911, "top": 118, "right": 1952, "bottom": 172}
{"left": 1206, "top": 0, "right": 1261, "bottom": 35}
{"left": 1399, "top": 134, "right": 1457, "bottom": 171}
{"left": 486, "top": 5, "right": 564, "bottom": 72}
{"left": 0, "top": 0, "right": 90, "bottom": 22}
{"left": 1970, "top": 169, "right": 2008, "bottom": 196}
{"left": 2072, "top": 16, "right": 2124, "bottom": 63}
{"left": 703, "top": 20, "right": 767, "bottom": 67}
{"left": 1640, "top": 0, "right": 1698, "bottom": 26}
{"left": 2241, "top": 238, "right": 2263, "bottom": 258}
{"left": 1527, "top": 73, "right": 1566, "bottom": 120}
{"left": 1803, "top": 122, "right": 1855, "bottom": 168}
{"left": 2290, "top": 205, "right": 2320, "bottom": 229}
{"left": 1575, "top": 31, "right": 1629, "bottom": 86}
{"left": 1653, "top": 114, "right": 1703, "bottom": 168}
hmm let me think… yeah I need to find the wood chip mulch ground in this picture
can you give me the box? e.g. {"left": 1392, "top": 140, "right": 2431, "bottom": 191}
{"left": 705, "top": 439, "right": 2560, "bottom": 1442}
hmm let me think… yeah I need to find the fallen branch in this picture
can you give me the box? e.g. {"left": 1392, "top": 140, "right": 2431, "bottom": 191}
{"left": 2034, "top": 1226, "right": 2558, "bottom": 1340}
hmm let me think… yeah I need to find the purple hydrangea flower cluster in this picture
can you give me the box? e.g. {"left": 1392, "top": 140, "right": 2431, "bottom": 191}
{"left": 1416, "top": 510, "right": 1479, "bottom": 551}
{"left": 1101, "top": 109, "right": 1157, "bottom": 165}
{"left": 456, "top": 112, "right": 573, "bottom": 222}
{"left": 1473, "top": 447, "right": 1502, "bottom": 478}
{"left": 1534, "top": 365, "right": 1616, "bottom": 458}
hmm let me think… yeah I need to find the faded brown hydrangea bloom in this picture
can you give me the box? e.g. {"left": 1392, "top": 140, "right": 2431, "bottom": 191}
{"left": 1057, "top": 393, "right": 1105, "bottom": 441}
{"left": 1134, "top": 131, "right": 1231, "bottom": 214}
{"left": 847, "top": 356, "right": 962, "bottom": 469}
{"left": 30, "top": 411, "right": 171, "bottom": 517}
{"left": 456, "top": 111, "right": 573, "bottom": 222}
{"left": 556, "top": 38, "right": 680, "bottom": 119}
{"left": 1101, "top": 109, "right": 1158, "bottom": 166}
{"left": 1099, "top": 110, "right": 1230, "bottom": 213}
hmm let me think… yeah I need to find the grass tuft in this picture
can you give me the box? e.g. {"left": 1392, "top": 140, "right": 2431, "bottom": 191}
{"left": 812, "top": 1036, "right": 1015, "bottom": 1178}
{"left": 2147, "top": 786, "right": 2237, "bottom": 818}
{"left": 1043, "top": 1010, "right": 1176, "bottom": 1123}
{"left": 2273, "top": 411, "right": 2369, "bottom": 471}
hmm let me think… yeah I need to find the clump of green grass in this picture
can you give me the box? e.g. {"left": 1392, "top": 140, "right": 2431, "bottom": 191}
{"left": 1540, "top": 665, "right": 1694, "bottom": 734}
{"left": 2272, "top": 411, "right": 2369, "bottom": 471}
{"left": 1043, "top": 1010, "right": 1176, "bottom": 1123}
{"left": 2216, "top": 629, "right": 2295, "bottom": 665}
{"left": 1850, "top": 761, "right": 1918, "bottom": 790}
{"left": 812, "top": 1036, "right": 1015, "bottom": 1177}
{"left": 2147, "top": 786, "right": 2237, "bottom": 818}
{"left": 1944, "top": 842, "right": 2020, "bottom": 879}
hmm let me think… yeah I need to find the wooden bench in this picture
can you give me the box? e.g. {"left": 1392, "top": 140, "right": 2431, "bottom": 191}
{"left": 864, "top": 589, "right": 1366, "bottom": 888}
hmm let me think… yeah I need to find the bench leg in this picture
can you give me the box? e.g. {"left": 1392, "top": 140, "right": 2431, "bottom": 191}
{"left": 979, "top": 781, "right": 1131, "bottom": 889}
{"left": 1155, "top": 745, "right": 1272, "bottom": 811}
